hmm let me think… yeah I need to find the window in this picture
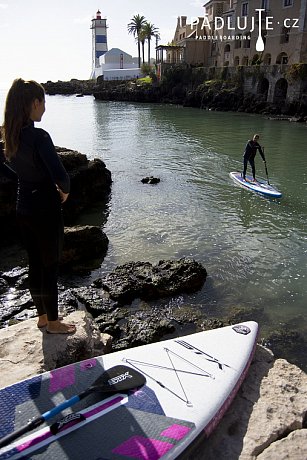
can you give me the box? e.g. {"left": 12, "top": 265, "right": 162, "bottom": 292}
{"left": 261, "top": 0, "right": 269, "bottom": 9}
{"left": 280, "top": 26, "right": 290, "bottom": 43}
{"left": 276, "top": 52, "right": 288, "bottom": 64}
{"left": 227, "top": 15, "right": 233, "bottom": 28}
{"left": 242, "top": 2, "right": 248, "bottom": 16}
{"left": 283, "top": 0, "right": 293, "bottom": 6}
{"left": 216, "top": 18, "right": 223, "bottom": 29}
{"left": 216, "top": 4, "right": 223, "bottom": 15}
{"left": 235, "top": 35, "right": 242, "bottom": 49}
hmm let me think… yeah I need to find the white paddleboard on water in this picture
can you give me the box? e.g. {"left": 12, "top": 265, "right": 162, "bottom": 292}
{"left": 0, "top": 321, "right": 258, "bottom": 460}
{"left": 230, "top": 171, "right": 282, "bottom": 198}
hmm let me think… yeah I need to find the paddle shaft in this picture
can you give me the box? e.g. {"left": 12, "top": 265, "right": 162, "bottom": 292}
{"left": 0, "top": 365, "right": 145, "bottom": 449}
{"left": 263, "top": 148, "right": 270, "bottom": 185}
{"left": 0, "top": 390, "right": 90, "bottom": 448}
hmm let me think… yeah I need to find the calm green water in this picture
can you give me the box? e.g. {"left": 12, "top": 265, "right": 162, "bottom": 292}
{"left": 1, "top": 92, "right": 307, "bottom": 368}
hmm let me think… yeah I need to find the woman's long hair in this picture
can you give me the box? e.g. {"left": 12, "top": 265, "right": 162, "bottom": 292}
{"left": 1, "top": 78, "right": 45, "bottom": 160}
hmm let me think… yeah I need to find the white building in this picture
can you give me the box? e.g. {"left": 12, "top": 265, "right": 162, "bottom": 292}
{"left": 90, "top": 10, "right": 141, "bottom": 80}
{"left": 96, "top": 48, "right": 141, "bottom": 80}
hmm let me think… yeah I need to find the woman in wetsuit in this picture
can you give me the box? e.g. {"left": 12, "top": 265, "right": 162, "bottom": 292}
{"left": 242, "top": 134, "right": 266, "bottom": 182}
{"left": 1, "top": 78, "right": 76, "bottom": 334}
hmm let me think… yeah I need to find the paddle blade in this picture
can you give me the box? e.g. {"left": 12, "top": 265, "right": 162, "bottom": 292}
{"left": 89, "top": 365, "right": 146, "bottom": 394}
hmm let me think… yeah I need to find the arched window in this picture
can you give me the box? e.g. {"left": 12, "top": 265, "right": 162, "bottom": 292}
{"left": 234, "top": 56, "right": 240, "bottom": 66}
{"left": 263, "top": 53, "right": 271, "bottom": 65}
{"left": 251, "top": 54, "right": 261, "bottom": 65}
{"left": 242, "top": 56, "right": 249, "bottom": 66}
{"left": 257, "top": 78, "right": 269, "bottom": 101}
{"left": 273, "top": 78, "right": 288, "bottom": 104}
{"left": 224, "top": 43, "right": 231, "bottom": 65}
{"left": 276, "top": 52, "right": 288, "bottom": 65}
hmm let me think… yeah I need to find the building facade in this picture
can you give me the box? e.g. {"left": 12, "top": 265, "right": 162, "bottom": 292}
{"left": 205, "top": 0, "right": 307, "bottom": 67}
{"left": 161, "top": 0, "right": 307, "bottom": 68}
{"left": 155, "top": 1, "right": 307, "bottom": 104}
{"left": 94, "top": 48, "right": 140, "bottom": 80}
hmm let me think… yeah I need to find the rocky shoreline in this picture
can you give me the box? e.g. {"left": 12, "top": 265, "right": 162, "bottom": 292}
{"left": 42, "top": 73, "right": 307, "bottom": 119}
{"left": 1, "top": 142, "right": 307, "bottom": 457}
{"left": 1, "top": 145, "right": 307, "bottom": 365}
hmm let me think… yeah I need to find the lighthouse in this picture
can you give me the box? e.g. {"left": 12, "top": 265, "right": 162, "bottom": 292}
{"left": 90, "top": 10, "right": 108, "bottom": 78}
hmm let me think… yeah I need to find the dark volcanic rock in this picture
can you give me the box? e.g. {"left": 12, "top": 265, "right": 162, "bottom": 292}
{"left": 110, "top": 309, "right": 175, "bottom": 350}
{"left": 141, "top": 176, "right": 160, "bottom": 184}
{"left": 94, "top": 83, "right": 161, "bottom": 103}
{"left": 0, "top": 258, "right": 207, "bottom": 352}
{"left": 62, "top": 225, "right": 108, "bottom": 269}
{"left": 71, "top": 286, "right": 119, "bottom": 317}
{"left": 98, "top": 258, "right": 207, "bottom": 304}
{"left": 0, "top": 288, "right": 33, "bottom": 323}
{"left": 263, "top": 327, "right": 307, "bottom": 370}
{"left": 1, "top": 267, "right": 28, "bottom": 289}
{"left": 56, "top": 148, "right": 112, "bottom": 224}
{"left": 43, "top": 80, "right": 96, "bottom": 96}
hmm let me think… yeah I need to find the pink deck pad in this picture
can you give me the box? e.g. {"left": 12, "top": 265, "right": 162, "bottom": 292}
{"left": 49, "top": 366, "right": 76, "bottom": 393}
{"left": 49, "top": 359, "right": 98, "bottom": 393}
{"left": 160, "top": 424, "right": 191, "bottom": 441}
{"left": 112, "top": 435, "right": 174, "bottom": 460}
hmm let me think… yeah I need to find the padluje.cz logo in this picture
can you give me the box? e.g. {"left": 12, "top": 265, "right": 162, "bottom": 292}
{"left": 188, "top": 9, "right": 300, "bottom": 52}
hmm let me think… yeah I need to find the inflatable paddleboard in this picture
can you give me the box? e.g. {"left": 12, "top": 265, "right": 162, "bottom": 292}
{"left": 0, "top": 321, "right": 258, "bottom": 460}
{"left": 230, "top": 171, "right": 282, "bottom": 198}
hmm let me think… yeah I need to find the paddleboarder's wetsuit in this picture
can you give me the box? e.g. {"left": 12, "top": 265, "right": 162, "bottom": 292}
{"left": 242, "top": 140, "right": 265, "bottom": 180}
{"left": 0, "top": 123, "right": 70, "bottom": 321}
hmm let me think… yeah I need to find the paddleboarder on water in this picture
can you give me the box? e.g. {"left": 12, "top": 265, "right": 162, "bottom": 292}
{"left": 242, "top": 134, "right": 266, "bottom": 182}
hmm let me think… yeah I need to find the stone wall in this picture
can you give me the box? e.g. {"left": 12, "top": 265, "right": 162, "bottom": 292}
{"left": 242, "top": 64, "right": 306, "bottom": 104}
{"left": 160, "top": 63, "right": 307, "bottom": 105}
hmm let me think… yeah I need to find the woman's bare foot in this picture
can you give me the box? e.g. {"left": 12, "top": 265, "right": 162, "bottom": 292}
{"left": 46, "top": 320, "right": 76, "bottom": 334}
{"left": 37, "top": 314, "right": 48, "bottom": 328}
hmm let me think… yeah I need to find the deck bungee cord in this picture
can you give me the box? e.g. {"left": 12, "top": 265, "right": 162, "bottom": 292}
{"left": 123, "top": 345, "right": 219, "bottom": 407}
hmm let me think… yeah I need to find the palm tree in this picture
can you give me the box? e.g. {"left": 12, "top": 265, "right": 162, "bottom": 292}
{"left": 139, "top": 29, "right": 146, "bottom": 66}
{"left": 142, "top": 22, "right": 159, "bottom": 64}
{"left": 127, "top": 14, "right": 147, "bottom": 68}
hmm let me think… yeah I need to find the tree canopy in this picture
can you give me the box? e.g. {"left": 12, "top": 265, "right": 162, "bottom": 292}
{"left": 128, "top": 15, "right": 159, "bottom": 66}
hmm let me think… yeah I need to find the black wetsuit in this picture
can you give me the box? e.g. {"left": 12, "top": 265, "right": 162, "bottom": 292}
{"left": 0, "top": 122, "right": 70, "bottom": 321}
{"left": 242, "top": 140, "right": 265, "bottom": 180}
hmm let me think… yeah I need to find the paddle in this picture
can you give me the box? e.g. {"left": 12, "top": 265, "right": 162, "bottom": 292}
{"left": 263, "top": 148, "right": 270, "bottom": 185}
{"left": 0, "top": 365, "right": 145, "bottom": 449}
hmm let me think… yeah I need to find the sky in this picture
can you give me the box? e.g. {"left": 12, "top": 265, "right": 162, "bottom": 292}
{"left": 0, "top": 0, "right": 208, "bottom": 87}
